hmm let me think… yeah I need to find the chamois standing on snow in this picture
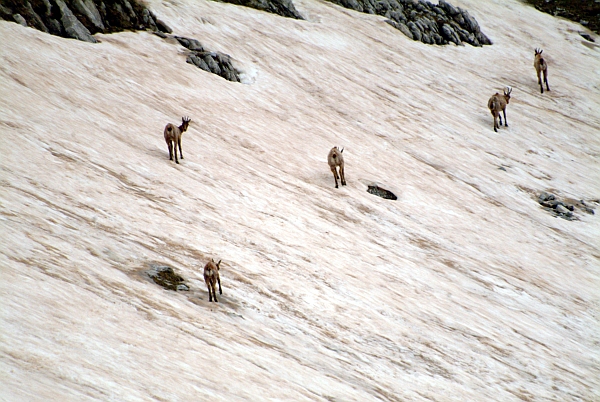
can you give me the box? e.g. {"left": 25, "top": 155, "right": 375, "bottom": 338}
{"left": 534, "top": 48, "right": 550, "bottom": 93}
{"left": 203, "top": 259, "right": 222, "bottom": 303}
{"left": 327, "top": 146, "right": 346, "bottom": 188}
{"left": 487, "top": 87, "right": 512, "bottom": 132}
{"left": 164, "top": 116, "right": 191, "bottom": 164}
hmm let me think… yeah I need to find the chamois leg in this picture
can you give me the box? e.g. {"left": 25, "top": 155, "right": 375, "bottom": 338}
{"left": 212, "top": 284, "right": 219, "bottom": 302}
{"left": 490, "top": 110, "right": 498, "bottom": 132}
{"left": 340, "top": 165, "right": 346, "bottom": 186}
{"left": 207, "top": 284, "right": 213, "bottom": 302}
{"left": 544, "top": 71, "right": 550, "bottom": 91}
{"left": 538, "top": 72, "right": 544, "bottom": 93}
{"left": 502, "top": 109, "right": 508, "bottom": 127}
{"left": 167, "top": 141, "right": 173, "bottom": 161}
{"left": 218, "top": 277, "right": 222, "bottom": 295}
{"left": 331, "top": 167, "right": 339, "bottom": 188}
{"left": 177, "top": 138, "right": 184, "bottom": 160}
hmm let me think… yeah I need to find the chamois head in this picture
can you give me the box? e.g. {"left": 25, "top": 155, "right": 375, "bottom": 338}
{"left": 181, "top": 116, "right": 191, "bottom": 132}
{"left": 535, "top": 48, "right": 543, "bottom": 57}
{"left": 503, "top": 87, "right": 512, "bottom": 103}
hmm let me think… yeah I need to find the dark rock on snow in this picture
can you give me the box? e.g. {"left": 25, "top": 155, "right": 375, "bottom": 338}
{"left": 0, "top": 0, "right": 170, "bottom": 42}
{"left": 329, "top": 0, "right": 492, "bottom": 47}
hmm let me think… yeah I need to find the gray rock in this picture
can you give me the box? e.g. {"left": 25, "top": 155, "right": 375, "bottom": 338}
{"left": 477, "top": 31, "right": 492, "bottom": 45}
{"left": 538, "top": 192, "right": 555, "bottom": 202}
{"left": 453, "top": 13, "right": 465, "bottom": 26}
{"left": 341, "top": 0, "right": 362, "bottom": 11}
{"left": 155, "top": 19, "right": 172, "bottom": 34}
{"left": 441, "top": 23, "right": 460, "bottom": 44}
{"left": 397, "top": 21, "right": 413, "bottom": 39}
{"left": 187, "top": 54, "right": 211, "bottom": 72}
{"left": 24, "top": 2, "right": 48, "bottom": 32}
{"left": 390, "top": 10, "right": 406, "bottom": 23}
{"left": 47, "top": 18, "right": 63, "bottom": 35}
{"left": 204, "top": 54, "right": 221, "bottom": 75}
{"left": 141, "top": 9, "right": 158, "bottom": 31}
{"left": 439, "top": 0, "right": 459, "bottom": 16}
{"left": 112, "top": 3, "right": 131, "bottom": 25}
{"left": 433, "top": 6, "right": 444, "bottom": 15}
{"left": 40, "top": 0, "right": 53, "bottom": 16}
{"left": 13, "top": 14, "right": 27, "bottom": 27}
{"left": 71, "top": 0, "right": 105, "bottom": 31}
{"left": 462, "top": 10, "right": 480, "bottom": 33}
{"left": 387, "top": 0, "right": 401, "bottom": 11}
{"left": 178, "top": 37, "right": 204, "bottom": 52}
{"left": 121, "top": 0, "right": 137, "bottom": 20}
{"left": 55, "top": 0, "right": 97, "bottom": 42}
{"left": 375, "top": 1, "right": 390, "bottom": 15}
{"left": 407, "top": 21, "right": 422, "bottom": 41}
{"left": 556, "top": 204, "right": 570, "bottom": 215}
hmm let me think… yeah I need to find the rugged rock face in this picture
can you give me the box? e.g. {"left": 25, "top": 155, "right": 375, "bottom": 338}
{"left": 217, "top": 0, "right": 304, "bottom": 19}
{"left": 327, "top": 0, "right": 492, "bottom": 46}
{"left": 0, "top": 0, "right": 171, "bottom": 43}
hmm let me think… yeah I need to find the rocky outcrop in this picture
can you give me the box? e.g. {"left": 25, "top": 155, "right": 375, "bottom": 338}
{"left": 217, "top": 0, "right": 304, "bottom": 19}
{"left": 0, "top": 0, "right": 171, "bottom": 42}
{"left": 146, "top": 264, "right": 189, "bottom": 291}
{"left": 327, "top": 0, "right": 492, "bottom": 46}
{"left": 538, "top": 192, "right": 596, "bottom": 220}
{"left": 174, "top": 35, "right": 242, "bottom": 82}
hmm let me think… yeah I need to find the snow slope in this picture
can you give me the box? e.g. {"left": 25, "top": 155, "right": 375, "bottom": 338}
{"left": 1, "top": 0, "right": 599, "bottom": 400}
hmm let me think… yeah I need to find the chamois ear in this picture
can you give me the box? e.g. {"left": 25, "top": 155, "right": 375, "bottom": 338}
{"left": 340, "top": 147, "right": 344, "bottom": 153}
{"left": 217, "top": 260, "right": 221, "bottom": 269}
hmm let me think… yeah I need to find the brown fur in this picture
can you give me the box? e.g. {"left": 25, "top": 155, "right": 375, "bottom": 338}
{"left": 534, "top": 48, "right": 550, "bottom": 94}
{"left": 487, "top": 87, "right": 512, "bottom": 132}
{"left": 164, "top": 116, "right": 191, "bottom": 164}
{"left": 327, "top": 146, "right": 346, "bottom": 188}
{"left": 203, "top": 259, "right": 222, "bottom": 302}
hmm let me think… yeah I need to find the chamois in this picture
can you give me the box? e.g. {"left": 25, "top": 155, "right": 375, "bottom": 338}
{"left": 487, "top": 87, "right": 512, "bottom": 132}
{"left": 534, "top": 48, "right": 550, "bottom": 93}
{"left": 327, "top": 146, "right": 346, "bottom": 188}
{"left": 203, "top": 259, "right": 222, "bottom": 303}
{"left": 164, "top": 116, "right": 191, "bottom": 164}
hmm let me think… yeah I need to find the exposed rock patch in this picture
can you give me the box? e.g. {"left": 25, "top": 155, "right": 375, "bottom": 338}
{"left": 216, "top": 0, "right": 304, "bottom": 19}
{"left": 146, "top": 264, "right": 189, "bottom": 291}
{"left": 368, "top": 184, "right": 397, "bottom": 200}
{"left": 173, "top": 35, "right": 242, "bottom": 82}
{"left": 538, "top": 191, "right": 596, "bottom": 221}
{"left": 525, "top": 0, "right": 600, "bottom": 35}
{"left": 0, "top": 0, "right": 171, "bottom": 42}
{"left": 326, "top": 0, "right": 491, "bottom": 46}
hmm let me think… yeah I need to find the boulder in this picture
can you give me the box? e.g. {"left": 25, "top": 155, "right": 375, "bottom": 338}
{"left": 55, "top": 0, "right": 97, "bottom": 42}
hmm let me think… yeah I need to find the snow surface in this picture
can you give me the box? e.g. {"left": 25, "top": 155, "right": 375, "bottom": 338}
{"left": 1, "top": 0, "right": 599, "bottom": 400}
